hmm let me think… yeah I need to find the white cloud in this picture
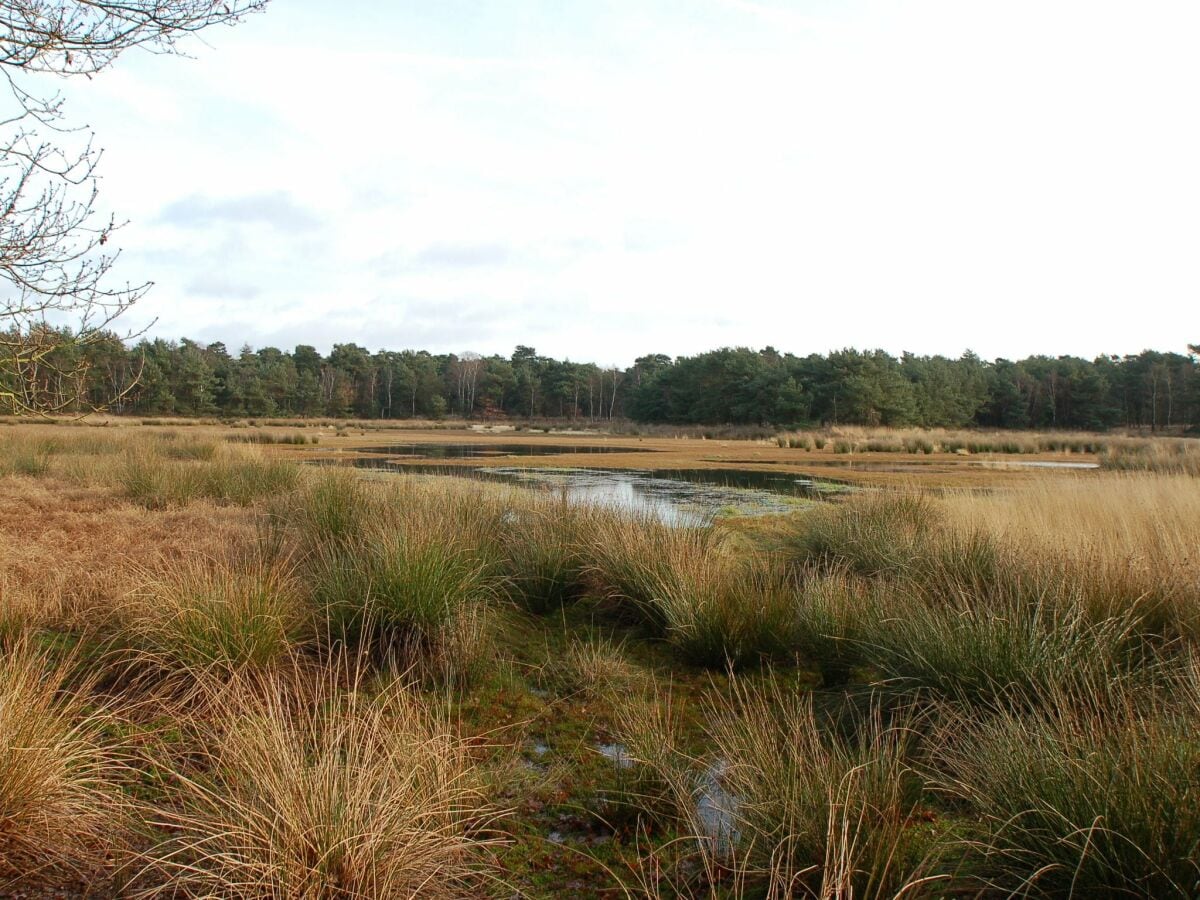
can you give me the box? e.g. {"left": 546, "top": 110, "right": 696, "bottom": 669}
{"left": 40, "top": 0, "right": 1200, "bottom": 363}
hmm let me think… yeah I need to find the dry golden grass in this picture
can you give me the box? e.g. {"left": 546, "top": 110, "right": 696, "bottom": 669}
{"left": 0, "top": 475, "right": 256, "bottom": 638}
{"left": 549, "top": 635, "right": 649, "bottom": 699}
{"left": 939, "top": 472, "right": 1200, "bottom": 637}
{"left": 0, "top": 643, "right": 131, "bottom": 888}
{"left": 779, "top": 425, "right": 1109, "bottom": 455}
{"left": 5, "top": 421, "right": 1200, "bottom": 895}
{"left": 1100, "top": 438, "right": 1200, "bottom": 474}
{"left": 138, "top": 667, "right": 505, "bottom": 899}
{"left": 122, "top": 552, "right": 312, "bottom": 675}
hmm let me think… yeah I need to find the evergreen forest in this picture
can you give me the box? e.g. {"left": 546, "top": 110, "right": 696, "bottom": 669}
{"left": 18, "top": 331, "right": 1200, "bottom": 430}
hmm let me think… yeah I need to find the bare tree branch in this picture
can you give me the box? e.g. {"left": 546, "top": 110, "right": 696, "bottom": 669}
{"left": 0, "top": 0, "right": 267, "bottom": 415}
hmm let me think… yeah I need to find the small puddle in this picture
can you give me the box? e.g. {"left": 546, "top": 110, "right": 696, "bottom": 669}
{"left": 696, "top": 759, "right": 740, "bottom": 857}
{"left": 595, "top": 742, "right": 635, "bottom": 769}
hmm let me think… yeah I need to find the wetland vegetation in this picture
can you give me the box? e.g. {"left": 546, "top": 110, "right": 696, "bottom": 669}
{"left": 1, "top": 420, "right": 1199, "bottom": 897}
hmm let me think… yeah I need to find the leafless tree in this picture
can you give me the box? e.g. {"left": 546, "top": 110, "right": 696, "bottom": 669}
{"left": 0, "top": 0, "right": 267, "bottom": 415}
{"left": 453, "top": 352, "right": 481, "bottom": 417}
{"left": 606, "top": 366, "right": 622, "bottom": 420}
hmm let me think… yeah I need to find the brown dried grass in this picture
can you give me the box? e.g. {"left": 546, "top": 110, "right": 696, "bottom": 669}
{"left": 0, "top": 643, "right": 131, "bottom": 888}
{"left": 136, "top": 666, "right": 506, "bottom": 898}
{"left": 0, "top": 475, "right": 257, "bottom": 638}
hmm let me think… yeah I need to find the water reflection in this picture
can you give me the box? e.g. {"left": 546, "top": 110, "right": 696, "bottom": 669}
{"left": 342, "top": 458, "right": 838, "bottom": 525}
{"left": 357, "top": 442, "right": 652, "bottom": 459}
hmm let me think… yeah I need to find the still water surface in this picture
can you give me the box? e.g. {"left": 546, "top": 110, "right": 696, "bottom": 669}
{"left": 357, "top": 442, "right": 653, "bottom": 458}
{"left": 344, "top": 454, "right": 843, "bottom": 525}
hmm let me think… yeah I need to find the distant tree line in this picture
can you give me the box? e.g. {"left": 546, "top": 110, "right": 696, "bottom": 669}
{"left": 8, "top": 328, "right": 1200, "bottom": 431}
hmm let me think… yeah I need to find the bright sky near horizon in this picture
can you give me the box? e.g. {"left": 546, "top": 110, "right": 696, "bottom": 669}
{"left": 49, "top": 0, "right": 1200, "bottom": 366}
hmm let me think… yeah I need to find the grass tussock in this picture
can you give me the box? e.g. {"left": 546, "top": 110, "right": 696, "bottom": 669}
{"left": 865, "top": 584, "right": 1145, "bottom": 708}
{"left": 141, "top": 669, "right": 504, "bottom": 898}
{"left": 0, "top": 644, "right": 129, "bottom": 885}
{"left": 311, "top": 530, "right": 495, "bottom": 661}
{"left": 199, "top": 452, "right": 301, "bottom": 505}
{"left": 500, "top": 499, "right": 594, "bottom": 613}
{"left": 614, "top": 679, "right": 944, "bottom": 898}
{"left": 544, "top": 635, "right": 649, "bottom": 699}
{"left": 155, "top": 435, "right": 218, "bottom": 461}
{"left": 787, "top": 490, "right": 938, "bottom": 579}
{"left": 791, "top": 567, "right": 873, "bottom": 687}
{"left": 303, "top": 493, "right": 501, "bottom": 684}
{"left": 0, "top": 574, "right": 64, "bottom": 645}
{"left": 707, "top": 682, "right": 939, "bottom": 897}
{"left": 124, "top": 554, "right": 310, "bottom": 675}
{"left": 0, "top": 440, "right": 52, "bottom": 476}
{"left": 935, "top": 680, "right": 1200, "bottom": 897}
{"left": 284, "top": 465, "right": 373, "bottom": 550}
{"left": 278, "top": 470, "right": 521, "bottom": 683}
{"left": 587, "top": 515, "right": 799, "bottom": 667}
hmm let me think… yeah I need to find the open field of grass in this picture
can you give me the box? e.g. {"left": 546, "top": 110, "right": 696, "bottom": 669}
{"left": 9, "top": 415, "right": 1198, "bottom": 484}
{"left": 1, "top": 421, "right": 1198, "bottom": 897}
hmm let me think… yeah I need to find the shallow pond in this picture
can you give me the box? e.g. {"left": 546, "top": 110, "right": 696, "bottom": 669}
{"left": 357, "top": 442, "right": 653, "bottom": 459}
{"left": 343, "top": 458, "right": 843, "bottom": 525}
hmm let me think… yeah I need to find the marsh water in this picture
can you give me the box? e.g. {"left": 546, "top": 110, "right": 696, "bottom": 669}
{"left": 357, "top": 442, "right": 654, "bottom": 458}
{"left": 343, "top": 449, "right": 845, "bottom": 525}
{"left": 332, "top": 440, "right": 1102, "bottom": 523}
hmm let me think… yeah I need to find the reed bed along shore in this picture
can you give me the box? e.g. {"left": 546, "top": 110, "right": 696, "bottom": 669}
{"left": 773, "top": 424, "right": 1200, "bottom": 470}
{"left": 0, "top": 423, "right": 1197, "bottom": 897}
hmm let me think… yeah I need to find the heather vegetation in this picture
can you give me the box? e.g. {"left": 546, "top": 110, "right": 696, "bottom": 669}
{"left": 12, "top": 333, "right": 1200, "bottom": 430}
{"left": 1, "top": 422, "right": 1198, "bottom": 897}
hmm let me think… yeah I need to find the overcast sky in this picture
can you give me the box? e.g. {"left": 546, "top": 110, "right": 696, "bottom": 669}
{"left": 47, "top": 0, "right": 1200, "bottom": 366}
